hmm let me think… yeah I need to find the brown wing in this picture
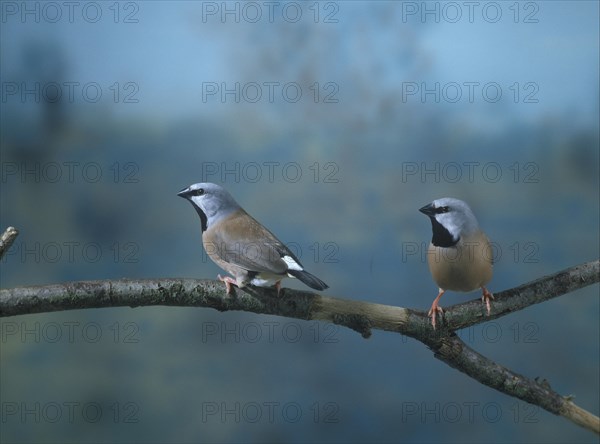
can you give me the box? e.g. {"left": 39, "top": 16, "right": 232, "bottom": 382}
{"left": 203, "top": 210, "right": 299, "bottom": 275}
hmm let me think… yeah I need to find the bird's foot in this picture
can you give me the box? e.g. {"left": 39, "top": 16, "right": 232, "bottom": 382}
{"left": 218, "top": 275, "right": 237, "bottom": 295}
{"left": 481, "top": 287, "right": 494, "bottom": 315}
{"left": 428, "top": 289, "right": 446, "bottom": 330}
{"left": 428, "top": 305, "right": 444, "bottom": 330}
{"left": 274, "top": 280, "right": 282, "bottom": 296}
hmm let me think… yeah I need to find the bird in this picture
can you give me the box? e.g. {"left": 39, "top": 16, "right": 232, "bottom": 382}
{"left": 178, "top": 182, "right": 329, "bottom": 294}
{"left": 419, "top": 197, "right": 493, "bottom": 329}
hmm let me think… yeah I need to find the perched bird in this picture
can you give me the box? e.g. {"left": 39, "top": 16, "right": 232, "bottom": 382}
{"left": 178, "top": 182, "right": 328, "bottom": 294}
{"left": 419, "top": 198, "right": 493, "bottom": 329}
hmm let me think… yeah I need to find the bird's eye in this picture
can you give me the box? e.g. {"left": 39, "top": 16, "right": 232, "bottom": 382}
{"left": 192, "top": 188, "right": 204, "bottom": 196}
{"left": 436, "top": 206, "right": 449, "bottom": 214}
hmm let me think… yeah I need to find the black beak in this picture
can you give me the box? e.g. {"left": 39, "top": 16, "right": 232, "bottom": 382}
{"left": 177, "top": 187, "right": 191, "bottom": 198}
{"left": 419, "top": 203, "right": 435, "bottom": 216}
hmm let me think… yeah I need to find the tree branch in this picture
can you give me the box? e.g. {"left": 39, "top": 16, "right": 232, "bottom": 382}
{"left": 0, "top": 226, "right": 18, "bottom": 260}
{"left": 1, "top": 261, "right": 597, "bottom": 334}
{"left": 1, "top": 225, "right": 598, "bottom": 434}
{"left": 431, "top": 335, "right": 599, "bottom": 434}
{"left": 442, "top": 259, "right": 600, "bottom": 330}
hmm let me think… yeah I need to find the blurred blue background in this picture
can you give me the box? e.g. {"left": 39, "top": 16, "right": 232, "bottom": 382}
{"left": 1, "top": 1, "right": 598, "bottom": 443}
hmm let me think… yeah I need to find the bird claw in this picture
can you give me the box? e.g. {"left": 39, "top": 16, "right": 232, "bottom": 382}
{"left": 428, "top": 290, "right": 446, "bottom": 330}
{"left": 218, "top": 274, "right": 237, "bottom": 295}
{"left": 481, "top": 287, "right": 494, "bottom": 315}
{"left": 428, "top": 305, "right": 444, "bottom": 330}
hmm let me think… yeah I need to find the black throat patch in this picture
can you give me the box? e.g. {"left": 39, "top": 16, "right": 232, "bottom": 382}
{"left": 429, "top": 217, "right": 459, "bottom": 248}
{"left": 192, "top": 205, "right": 208, "bottom": 232}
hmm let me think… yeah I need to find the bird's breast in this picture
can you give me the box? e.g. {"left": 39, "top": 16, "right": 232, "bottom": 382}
{"left": 427, "top": 230, "right": 493, "bottom": 292}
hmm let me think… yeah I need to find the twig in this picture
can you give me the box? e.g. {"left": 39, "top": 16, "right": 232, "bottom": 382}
{"left": 0, "top": 226, "right": 18, "bottom": 260}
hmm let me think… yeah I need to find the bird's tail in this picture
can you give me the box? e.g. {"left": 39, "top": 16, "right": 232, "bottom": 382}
{"left": 288, "top": 270, "right": 329, "bottom": 291}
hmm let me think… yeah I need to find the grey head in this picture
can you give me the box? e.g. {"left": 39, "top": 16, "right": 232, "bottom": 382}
{"left": 178, "top": 182, "right": 241, "bottom": 231}
{"left": 419, "top": 197, "right": 480, "bottom": 248}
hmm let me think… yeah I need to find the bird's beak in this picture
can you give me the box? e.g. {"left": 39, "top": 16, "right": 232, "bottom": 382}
{"left": 419, "top": 203, "right": 435, "bottom": 216}
{"left": 177, "top": 187, "right": 191, "bottom": 198}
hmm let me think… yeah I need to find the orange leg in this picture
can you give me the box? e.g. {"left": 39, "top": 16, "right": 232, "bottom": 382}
{"left": 428, "top": 289, "right": 446, "bottom": 329}
{"left": 274, "top": 281, "right": 282, "bottom": 296}
{"left": 218, "top": 274, "right": 237, "bottom": 294}
{"left": 481, "top": 286, "right": 494, "bottom": 315}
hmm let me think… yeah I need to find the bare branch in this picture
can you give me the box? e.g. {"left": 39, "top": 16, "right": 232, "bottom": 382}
{"left": 1, "top": 261, "right": 597, "bottom": 333}
{"left": 431, "top": 335, "right": 600, "bottom": 434}
{"left": 443, "top": 259, "right": 600, "bottom": 330}
{"left": 0, "top": 226, "right": 18, "bottom": 260}
{"left": 0, "top": 278, "right": 422, "bottom": 337}
{"left": 1, "top": 241, "right": 598, "bottom": 434}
